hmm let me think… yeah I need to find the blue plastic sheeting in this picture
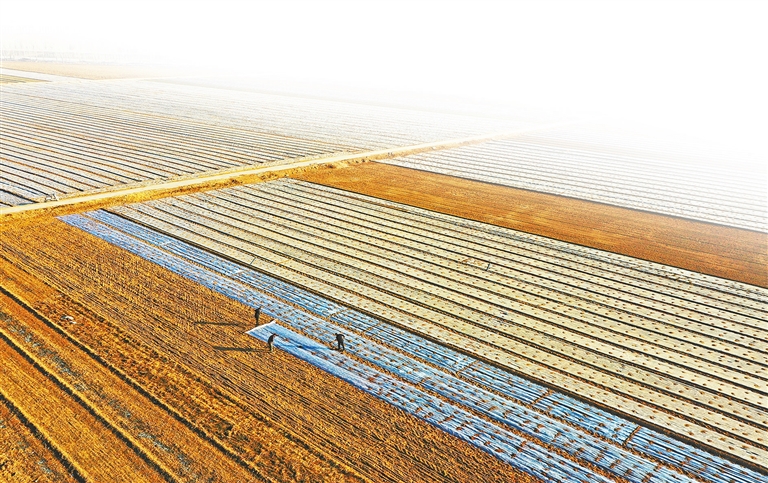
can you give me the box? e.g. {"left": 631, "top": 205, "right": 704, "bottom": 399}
{"left": 364, "top": 324, "right": 475, "bottom": 373}
{"left": 67, "top": 211, "right": 765, "bottom": 483}
{"left": 534, "top": 392, "right": 637, "bottom": 443}
{"left": 329, "top": 309, "right": 381, "bottom": 332}
{"left": 85, "top": 210, "right": 345, "bottom": 317}
{"left": 264, "top": 311, "right": 676, "bottom": 483}
{"left": 65, "top": 212, "right": 636, "bottom": 481}
{"left": 248, "top": 323, "right": 613, "bottom": 483}
{"left": 457, "top": 362, "right": 548, "bottom": 405}
{"left": 627, "top": 428, "right": 768, "bottom": 483}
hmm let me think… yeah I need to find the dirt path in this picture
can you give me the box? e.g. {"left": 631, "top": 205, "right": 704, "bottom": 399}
{"left": 295, "top": 162, "right": 767, "bottom": 287}
{"left": 0, "top": 217, "right": 539, "bottom": 483}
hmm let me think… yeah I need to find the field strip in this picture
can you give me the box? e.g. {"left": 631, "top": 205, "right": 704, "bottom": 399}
{"left": 0, "top": 290, "right": 264, "bottom": 481}
{"left": 236, "top": 183, "right": 768, "bottom": 336}
{"left": 247, "top": 323, "right": 615, "bottom": 483}
{"left": 151, "top": 192, "right": 768, "bottom": 407}
{"left": 0, "top": 119, "right": 580, "bottom": 217}
{"left": 251, "top": 182, "right": 768, "bottom": 332}
{"left": 282, "top": 180, "right": 766, "bottom": 308}
{"left": 1, "top": 81, "right": 540, "bottom": 149}
{"left": 194, "top": 187, "right": 768, "bottom": 384}
{"left": 63, "top": 211, "right": 768, "bottom": 481}
{"left": 0, "top": 391, "right": 81, "bottom": 482}
{"left": 0, "top": 331, "right": 166, "bottom": 482}
{"left": 113, "top": 200, "right": 768, "bottom": 442}
{"left": 65, "top": 210, "right": 768, "bottom": 470}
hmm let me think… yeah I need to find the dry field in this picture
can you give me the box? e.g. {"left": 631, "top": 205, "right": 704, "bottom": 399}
{"left": 2, "top": 68, "right": 766, "bottom": 482}
{"left": 0, "top": 217, "right": 535, "bottom": 483}
{"left": 296, "top": 162, "right": 768, "bottom": 287}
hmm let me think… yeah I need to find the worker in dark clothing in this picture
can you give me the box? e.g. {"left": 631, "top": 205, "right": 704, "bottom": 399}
{"left": 267, "top": 333, "right": 276, "bottom": 352}
{"left": 254, "top": 307, "right": 261, "bottom": 325}
{"left": 335, "top": 333, "right": 345, "bottom": 352}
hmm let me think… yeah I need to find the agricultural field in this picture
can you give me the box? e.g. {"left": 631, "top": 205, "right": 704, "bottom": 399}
{"left": 382, "top": 130, "right": 767, "bottom": 232}
{"left": 1, "top": 71, "right": 766, "bottom": 483}
{"left": 295, "top": 162, "right": 768, "bottom": 287}
{"left": 0, "top": 75, "right": 556, "bottom": 204}
{"left": 23, "top": 176, "right": 759, "bottom": 482}
{"left": 0, "top": 217, "right": 536, "bottom": 483}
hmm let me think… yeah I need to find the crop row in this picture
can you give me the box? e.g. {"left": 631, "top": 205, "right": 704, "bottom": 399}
{"left": 385, "top": 139, "right": 767, "bottom": 232}
{"left": 100, "top": 180, "right": 768, "bottom": 460}
{"left": 64, "top": 210, "right": 768, "bottom": 482}
{"left": 0, "top": 89, "right": 353, "bottom": 202}
{"left": 1, "top": 79, "right": 530, "bottom": 150}
{"left": 516, "top": 121, "right": 762, "bottom": 168}
{"left": 70, "top": 182, "right": 765, "bottom": 458}
{"left": 0, "top": 282, "right": 264, "bottom": 482}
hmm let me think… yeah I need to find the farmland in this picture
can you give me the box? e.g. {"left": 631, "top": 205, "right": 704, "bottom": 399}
{"left": 0, "top": 73, "right": 43, "bottom": 85}
{"left": 0, "top": 76, "right": 553, "bottom": 205}
{"left": 0, "top": 61, "right": 187, "bottom": 80}
{"left": 296, "top": 162, "right": 767, "bottom": 287}
{"left": 78, "top": 178, "right": 767, "bottom": 466}
{"left": 1, "top": 70, "right": 766, "bottom": 483}
{"left": 381, "top": 132, "right": 767, "bottom": 232}
{"left": 0, "top": 218, "right": 536, "bottom": 483}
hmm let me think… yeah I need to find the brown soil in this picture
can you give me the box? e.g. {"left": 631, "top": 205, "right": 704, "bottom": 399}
{"left": 0, "top": 217, "right": 538, "bottom": 483}
{"left": 0, "top": 308, "right": 164, "bottom": 481}
{"left": 0, "top": 395, "right": 77, "bottom": 483}
{"left": 0, "top": 61, "right": 189, "bottom": 80}
{"left": 295, "top": 162, "right": 768, "bottom": 287}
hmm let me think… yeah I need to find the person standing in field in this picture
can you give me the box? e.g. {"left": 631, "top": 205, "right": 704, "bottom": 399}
{"left": 254, "top": 307, "right": 261, "bottom": 325}
{"left": 335, "top": 333, "right": 345, "bottom": 352}
{"left": 267, "top": 333, "right": 276, "bottom": 352}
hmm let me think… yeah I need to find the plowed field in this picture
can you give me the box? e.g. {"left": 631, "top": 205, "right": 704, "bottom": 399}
{"left": 295, "top": 162, "right": 767, "bottom": 287}
{"left": 0, "top": 217, "right": 537, "bottom": 483}
{"left": 0, "top": 391, "right": 77, "bottom": 483}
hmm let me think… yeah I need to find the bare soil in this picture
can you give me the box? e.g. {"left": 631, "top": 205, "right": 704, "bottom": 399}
{"left": 295, "top": 162, "right": 767, "bottom": 287}
{"left": 0, "top": 217, "right": 538, "bottom": 483}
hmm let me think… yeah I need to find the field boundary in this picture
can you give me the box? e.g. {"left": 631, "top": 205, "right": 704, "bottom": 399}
{"left": 0, "top": 119, "right": 580, "bottom": 219}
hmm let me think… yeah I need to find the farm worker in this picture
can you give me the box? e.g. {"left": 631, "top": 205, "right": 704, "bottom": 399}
{"left": 267, "top": 333, "right": 276, "bottom": 352}
{"left": 335, "top": 333, "right": 346, "bottom": 352}
{"left": 254, "top": 307, "right": 261, "bottom": 324}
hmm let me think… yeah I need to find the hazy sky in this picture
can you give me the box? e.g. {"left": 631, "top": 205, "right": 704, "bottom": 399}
{"left": 2, "top": 0, "right": 766, "bottom": 153}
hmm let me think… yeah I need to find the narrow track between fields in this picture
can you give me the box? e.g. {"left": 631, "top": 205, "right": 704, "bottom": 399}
{"left": 0, "top": 119, "right": 582, "bottom": 219}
